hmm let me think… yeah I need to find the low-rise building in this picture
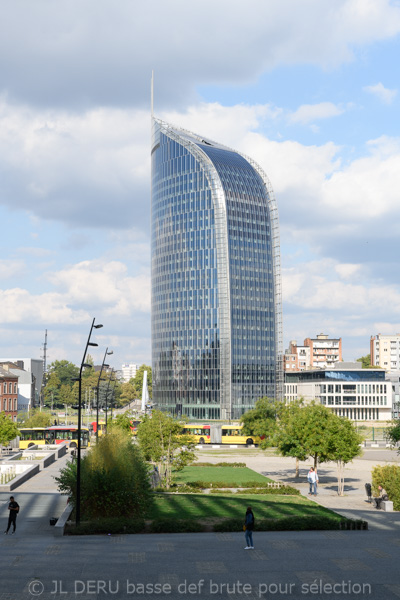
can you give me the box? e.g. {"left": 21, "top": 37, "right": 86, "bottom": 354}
{"left": 285, "top": 362, "right": 391, "bottom": 421}
{"left": 0, "top": 365, "right": 19, "bottom": 421}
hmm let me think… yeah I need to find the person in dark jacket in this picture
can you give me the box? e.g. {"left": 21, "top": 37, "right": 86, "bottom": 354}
{"left": 244, "top": 506, "right": 255, "bottom": 549}
{"left": 4, "top": 496, "right": 19, "bottom": 535}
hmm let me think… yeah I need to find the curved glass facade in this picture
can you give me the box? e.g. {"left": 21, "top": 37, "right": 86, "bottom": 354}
{"left": 151, "top": 119, "right": 280, "bottom": 420}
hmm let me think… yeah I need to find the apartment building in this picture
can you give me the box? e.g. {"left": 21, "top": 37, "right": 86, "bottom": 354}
{"left": 121, "top": 363, "right": 140, "bottom": 383}
{"left": 370, "top": 334, "right": 400, "bottom": 372}
{"left": 283, "top": 340, "right": 311, "bottom": 372}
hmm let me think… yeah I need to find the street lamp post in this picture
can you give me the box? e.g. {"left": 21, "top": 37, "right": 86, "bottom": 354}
{"left": 96, "top": 348, "right": 113, "bottom": 442}
{"left": 76, "top": 318, "right": 103, "bottom": 526}
{"left": 104, "top": 368, "right": 114, "bottom": 433}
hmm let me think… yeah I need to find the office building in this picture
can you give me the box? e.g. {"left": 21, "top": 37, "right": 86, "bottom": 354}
{"left": 151, "top": 118, "right": 282, "bottom": 420}
{"left": 285, "top": 362, "right": 391, "bottom": 421}
{"left": 370, "top": 334, "right": 400, "bottom": 371}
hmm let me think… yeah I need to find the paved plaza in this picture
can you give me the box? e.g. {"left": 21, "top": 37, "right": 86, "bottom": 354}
{"left": 0, "top": 448, "right": 400, "bottom": 599}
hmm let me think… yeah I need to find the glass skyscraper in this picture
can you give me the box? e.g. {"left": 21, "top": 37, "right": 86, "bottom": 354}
{"left": 151, "top": 118, "right": 282, "bottom": 420}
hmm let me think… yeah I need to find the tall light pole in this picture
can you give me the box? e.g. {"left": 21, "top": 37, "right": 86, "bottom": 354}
{"left": 76, "top": 318, "right": 103, "bottom": 526}
{"left": 104, "top": 368, "right": 115, "bottom": 433}
{"left": 96, "top": 348, "right": 113, "bottom": 441}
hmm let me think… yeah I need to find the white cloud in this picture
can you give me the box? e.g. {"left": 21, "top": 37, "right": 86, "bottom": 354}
{"left": 49, "top": 260, "right": 150, "bottom": 314}
{"left": 1, "top": 1, "right": 400, "bottom": 108}
{"left": 288, "top": 102, "right": 346, "bottom": 125}
{"left": 364, "top": 82, "right": 397, "bottom": 104}
{"left": 0, "top": 288, "right": 89, "bottom": 324}
{"left": 0, "top": 259, "right": 26, "bottom": 279}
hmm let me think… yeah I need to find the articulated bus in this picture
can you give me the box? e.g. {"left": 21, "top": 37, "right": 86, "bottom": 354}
{"left": 181, "top": 424, "right": 211, "bottom": 444}
{"left": 19, "top": 426, "right": 90, "bottom": 450}
{"left": 45, "top": 426, "right": 90, "bottom": 448}
{"left": 91, "top": 421, "right": 106, "bottom": 436}
{"left": 19, "top": 428, "right": 47, "bottom": 449}
{"left": 182, "top": 424, "right": 260, "bottom": 445}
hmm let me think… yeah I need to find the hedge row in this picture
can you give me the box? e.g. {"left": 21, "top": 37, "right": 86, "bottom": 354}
{"left": 66, "top": 515, "right": 367, "bottom": 535}
{"left": 193, "top": 462, "right": 246, "bottom": 468}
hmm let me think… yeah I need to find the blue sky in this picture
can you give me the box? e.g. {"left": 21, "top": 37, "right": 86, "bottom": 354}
{"left": 1, "top": 0, "right": 400, "bottom": 369}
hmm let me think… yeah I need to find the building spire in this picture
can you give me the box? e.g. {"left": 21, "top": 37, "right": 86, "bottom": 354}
{"left": 151, "top": 70, "right": 154, "bottom": 117}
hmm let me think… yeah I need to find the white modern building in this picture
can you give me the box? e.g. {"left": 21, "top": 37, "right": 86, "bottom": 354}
{"left": 285, "top": 362, "right": 391, "bottom": 421}
{"left": 121, "top": 363, "right": 140, "bottom": 383}
{"left": 370, "top": 334, "right": 400, "bottom": 372}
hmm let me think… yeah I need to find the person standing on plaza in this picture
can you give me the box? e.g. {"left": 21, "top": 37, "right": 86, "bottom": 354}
{"left": 4, "top": 496, "right": 19, "bottom": 535}
{"left": 307, "top": 467, "right": 319, "bottom": 496}
{"left": 244, "top": 506, "right": 255, "bottom": 549}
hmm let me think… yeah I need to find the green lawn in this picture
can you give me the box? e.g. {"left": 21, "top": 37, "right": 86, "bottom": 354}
{"left": 174, "top": 466, "right": 272, "bottom": 485}
{"left": 148, "top": 493, "right": 341, "bottom": 522}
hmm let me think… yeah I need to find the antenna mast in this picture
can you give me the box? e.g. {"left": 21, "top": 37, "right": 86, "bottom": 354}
{"left": 151, "top": 70, "right": 154, "bottom": 117}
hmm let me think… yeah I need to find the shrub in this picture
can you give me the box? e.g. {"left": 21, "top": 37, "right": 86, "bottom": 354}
{"left": 193, "top": 462, "right": 246, "bottom": 468}
{"left": 210, "top": 489, "right": 233, "bottom": 494}
{"left": 149, "top": 518, "right": 205, "bottom": 533}
{"left": 236, "top": 486, "right": 300, "bottom": 495}
{"left": 66, "top": 517, "right": 145, "bottom": 535}
{"left": 55, "top": 430, "right": 153, "bottom": 519}
{"left": 371, "top": 464, "right": 400, "bottom": 510}
{"left": 213, "top": 516, "right": 360, "bottom": 532}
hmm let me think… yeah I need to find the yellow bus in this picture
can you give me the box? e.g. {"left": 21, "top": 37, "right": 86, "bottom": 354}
{"left": 19, "top": 428, "right": 47, "bottom": 449}
{"left": 221, "top": 425, "right": 260, "bottom": 445}
{"left": 181, "top": 424, "right": 211, "bottom": 444}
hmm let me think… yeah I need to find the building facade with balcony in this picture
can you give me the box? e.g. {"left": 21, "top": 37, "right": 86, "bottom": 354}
{"left": 303, "top": 333, "right": 342, "bottom": 369}
{"left": 370, "top": 334, "right": 400, "bottom": 372}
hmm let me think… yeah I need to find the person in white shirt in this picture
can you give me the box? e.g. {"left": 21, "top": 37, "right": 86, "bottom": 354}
{"left": 307, "top": 467, "right": 319, "bottom": 496}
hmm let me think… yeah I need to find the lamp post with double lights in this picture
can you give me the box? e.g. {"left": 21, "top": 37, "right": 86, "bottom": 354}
{"left": 104, "top": 368, "right": 114, "bottom": 433}
{"left": 76, "top": 318, "right": 103, "bottom": 526}
{"left": 96, "top": 348, "right": 113, "bottom": 441}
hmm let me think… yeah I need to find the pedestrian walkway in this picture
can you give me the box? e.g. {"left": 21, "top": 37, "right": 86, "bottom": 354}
{"left": 0, "top": 448, "right": 399, "bottom": 599}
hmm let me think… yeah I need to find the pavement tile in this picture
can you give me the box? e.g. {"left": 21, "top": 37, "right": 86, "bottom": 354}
{"left": 157, "top": 542, "right": 174, "bottom": 552}
{"left": 247, "top": 549, "right": 269, "bottom": 560}
{"left": 295, "top": 570, "right": 337, "bottom": 584}
{"left": 196, "top": 561, "right": 228, "bottom": 573}
{"left": 331, "top": 557, "right": 370, "bottom": 571}
{"left": 129, "top": 551, "right": 146, "bottom": 563}
{"left": 365, "top": 547, "right": 392, "bottom": 559}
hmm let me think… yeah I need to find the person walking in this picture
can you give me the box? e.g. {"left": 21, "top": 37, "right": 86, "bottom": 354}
{"left": 244, "top": 506, "right": 255, "bottom": 550}
{"left": 4, "top": 496, "right": 19, "bottom": 535}
{"left": 307, "top": 467, "right": 319, "bottom": 496}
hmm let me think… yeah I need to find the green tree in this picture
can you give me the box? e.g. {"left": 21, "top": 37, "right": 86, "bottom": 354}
{"left": 385, "top": 420, "right": 400, "bottom": 451}
{"left": 110, "top": 411, "right": 135, "bottom": 435}
{"left": 132, "top": 365, "right": 152, "bottom": 399}
{"left": 240, "top": 397, "right": 282, "bottom": 449}
{"left": 275, "top": 400, "right": 309, "bottom": 476}
{"left": 137, "top": 410, "right": 196, "bottom": 489}
{"left": 325, "top": 415, "right": 363, "bottom": 495}
{"left": 59, "top": 384, "right": 75, "bottom": 408}
{"left": 22, "top": 411, "right": 52, "bottom": 428}
{"left": 43, "top": 371, "right": 61, "bottom": 407}
{"left": 47, "top": 360, "right": 79, "bottom": 387}
{"left": 119, "top": 381, "right": 138, "bottom": 406}
{"left": 55, "top": 429, "right": 152, "bottom": 519}
{"left": 287, "top": 402, "right": 335, "bottom": 469}
{"left": 0, "top": 413, "right": 20, "bottom": 456}
{"left": 356, "top": 354, "right": 381, "bottom": 369}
